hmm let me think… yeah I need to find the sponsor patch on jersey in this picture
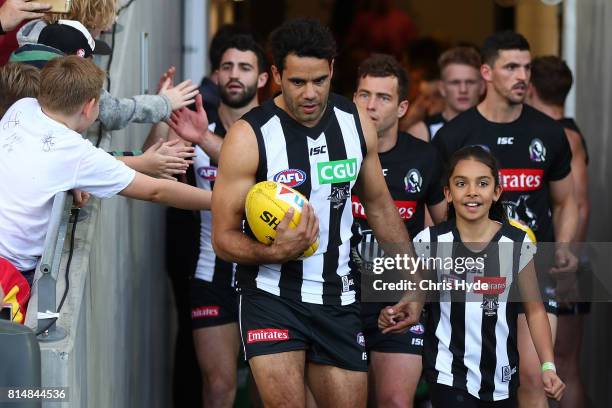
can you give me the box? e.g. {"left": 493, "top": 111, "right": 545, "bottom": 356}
{"left": 352, "top": 196, "right": 417, "bottom": 220}
{"left": 191, "top": 306, "right": 220, "bottom": 319}
{"left": 473, "top": 276, "right": 507, "bottom": 295}
{"left": 356, "top": 332, "right": 365, "bottom": 347}
{"left": 317, "top": 158, "right": 358, "bottom": 184}
{"left": 247, "top": 329, "right": 290, "bottom": 344}
{"left": 529, "top": 138, "right": 547, "bottom": 162}
{"left": 273, "top": 168, "right": 307, "bottom": 187}
{"left": 197, "top": 166, "right": 217, "bottom": 180}
{"left": 409, "top": 323, "right": 425, "bottom": 335}
{"left": 404, "top": 169, "right": 423, "bottom": 193}
{"left": 498, "top": 168, "right": 543, "bottom": 191}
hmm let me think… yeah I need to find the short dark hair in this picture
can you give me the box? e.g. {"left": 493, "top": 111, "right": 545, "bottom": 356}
{"left": 218, "top": 34, "right": 268, "bottom": 74}
{"left": 209, "top": 24, "right": 250, "bottom": 70}
{"left": 481, "top": 31, "right": 530, "bottom": 66}
{"left": 438, "top": 46, "right": 481, "bottom": 72}
{"left": 269, "top": 18, "right": 336, "bottom": 72}
{"left": 531, "top": 56, "right": 573, "bottom": 107}
{"left": 357, "top": 53, "right": 409, "bottom": 102}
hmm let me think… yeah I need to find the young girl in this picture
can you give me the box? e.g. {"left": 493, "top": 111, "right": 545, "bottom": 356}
{"left": 379, "top": 146, "right": 565, "bottom": 407}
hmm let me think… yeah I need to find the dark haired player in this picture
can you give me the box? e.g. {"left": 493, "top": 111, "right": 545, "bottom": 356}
{"left": 212, "top": 19, "right": 422, "bottom": 407}
{"left": 409, "top": 46, "right": 485, "bottom": 142}
{"left": 433, "top": 31, "right": 578, "bottom": 408}
{"left": 352, "top": 53, "right": 446, "bottom": 407}
{"left": 527, "top": 55, "right": 589, "bottom": 408}
{"left": 167, "top": 33, "right": 269, "bottom": 408}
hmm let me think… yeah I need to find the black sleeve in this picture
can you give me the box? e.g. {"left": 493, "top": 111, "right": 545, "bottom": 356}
{"left": 548, "top": 128, "right": 572, "bottom": 181}
{"left": 425, "top": 148, "right": 445, "bottom": 206}
{"left": 432, "top": 126, "right": 452, "bottom": 163}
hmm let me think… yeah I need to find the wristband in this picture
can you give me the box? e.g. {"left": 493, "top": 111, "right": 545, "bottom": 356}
{"left": 541, "top": 362, "right": 556, "bottom": 372}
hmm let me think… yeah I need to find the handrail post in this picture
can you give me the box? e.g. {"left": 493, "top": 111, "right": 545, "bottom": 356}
{"left": 37, "top": 192, "right": 71, "bottom": 342}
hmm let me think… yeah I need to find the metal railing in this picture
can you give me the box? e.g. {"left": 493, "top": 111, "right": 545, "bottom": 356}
{"left": 36, "top": 191, "right": 72, "bottom": 342}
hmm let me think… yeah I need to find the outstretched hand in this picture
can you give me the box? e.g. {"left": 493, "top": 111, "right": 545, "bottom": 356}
{"left": 141, "top": 139, "right": 193, "bottom": 180}
{"left": 168, "top": 94, "right": 209, "bottom": 146}
{"left": 159, "top": 78, "right": 199, "bottom": 111}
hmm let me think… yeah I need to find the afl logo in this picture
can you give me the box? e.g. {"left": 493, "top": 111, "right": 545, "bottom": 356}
{"left": 197, "top": 166, "right": 217, "bottom": 180}
{"left": 273, "top": 169, "right": 307, "bottom": 187}
{"left": 409, "top": 323, "right": 425, "bottom": 335}
{"left": 404, "top": 169, "right": 422, "bottom": 194}
{"left": 529, "top": 138, "right": 546, "bottom": 162}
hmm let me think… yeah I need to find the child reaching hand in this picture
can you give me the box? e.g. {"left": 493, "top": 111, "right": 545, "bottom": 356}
{"left": 379, "top": 146, "right": 565, "bottom": 407}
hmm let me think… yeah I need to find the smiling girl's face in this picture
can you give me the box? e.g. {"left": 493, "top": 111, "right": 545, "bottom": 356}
{"left": 445, "top": 158, "right": 502, "bottom": 223}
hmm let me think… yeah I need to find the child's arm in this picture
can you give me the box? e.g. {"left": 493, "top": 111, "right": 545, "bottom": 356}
{"left": 114, "top": 139, "right": 194, "bottom": 180}
{"left": 119, "top": 172, "right": 210, "bottom": 210}
{"left": 519, "top": 259, "right": 566, "bottom": 401}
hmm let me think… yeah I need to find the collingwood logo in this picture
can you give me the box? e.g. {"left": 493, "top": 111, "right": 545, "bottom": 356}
{"left": 529, "top": 138, "right": 546, "bottom": 162}
{"left": 404, "top": 169, "right": 422, "bottom": 193}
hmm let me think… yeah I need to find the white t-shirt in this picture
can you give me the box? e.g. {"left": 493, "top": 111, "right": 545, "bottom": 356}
{"left": 0, "top": 98, "right": 136, "bottom": 271}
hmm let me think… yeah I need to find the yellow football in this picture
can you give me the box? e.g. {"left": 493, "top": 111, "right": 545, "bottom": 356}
{"left": 245, "top": 181, "right": 319, "bottom": 258}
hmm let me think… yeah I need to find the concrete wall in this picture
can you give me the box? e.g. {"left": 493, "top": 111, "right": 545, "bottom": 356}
{"left": 25, "top": 1, "right": 183, "bottom": 407}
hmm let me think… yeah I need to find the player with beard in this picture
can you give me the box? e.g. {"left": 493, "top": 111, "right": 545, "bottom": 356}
{"left": 408, "top": 46, "right": 485, "bottom": 142}
{"left": 433, "top": 32, "right": 578, "bottom": 408}
{"left": 168, "top": 34, "right": 268, "bottom": 408}
{"left": 352, "top": 53, "right": 446, "bottom": 408}
{"left": 527, "top": 56, "right": 589, "bottom": 408}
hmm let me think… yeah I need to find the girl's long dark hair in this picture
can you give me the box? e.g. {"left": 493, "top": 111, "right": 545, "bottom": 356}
{"left": 444, "top": 146, "right": 507, "bottom": 223}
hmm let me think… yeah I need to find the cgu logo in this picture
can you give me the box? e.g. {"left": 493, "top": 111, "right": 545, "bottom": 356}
{"left": 498, "top": 168, "right": 543, "bottom": 191}
{"left": 197, "top": 166, "right": 217, "bottom": 180}
{"left": 317, "top": 158, "right": 358, "bottom": 184}
{"left": 274, "top": 169, "right": 307, "bottom": 187}
{"left": 352, "top": 196, "right": 416, "bottom": 220}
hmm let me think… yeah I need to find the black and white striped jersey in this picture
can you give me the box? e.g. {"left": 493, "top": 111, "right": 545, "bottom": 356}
{"left": 414, "top": 219, "right": 535, "bottom": 401}
{"left": 193, "top": 110, "right": 235, "bottom": 286}
{"left": 237, "top": 93, "right": 367, "bottom": 305}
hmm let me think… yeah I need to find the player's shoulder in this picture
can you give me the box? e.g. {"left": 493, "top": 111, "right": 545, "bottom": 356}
{"left": 328, "top": 92, "right": 356, "bottom": 114}
{"left": 434, "top": 108, "right": 479, "bottom": 141}
{"left": 521, "top": 105, "right": 565, "bottom": 134}
{"left": 400, "top": 132, "right": 439, "bottom": 157}
{"left": 241, "top": 98, "right": 278, "bottom": 129}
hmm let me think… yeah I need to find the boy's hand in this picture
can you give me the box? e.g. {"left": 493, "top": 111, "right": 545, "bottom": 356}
{"left": 542, "top": 370, "right": 565, "bottom": 401}
{"left": 157, "top": 138, "right": 196, "bottom": 161}
{"left": 71, "top": 189, "right": 90, "bottom": 208}
{"left": 157, "top": 66, "right": 176, "bottom": 93}
{"left": 142, "top": 139, "right": 191, "bottom": 180}
{"left": 159, "top": 79, "right": 199, "bottom": 111}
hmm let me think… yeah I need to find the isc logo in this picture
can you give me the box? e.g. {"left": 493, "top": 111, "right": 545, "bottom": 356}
{"left": 259, "top": 211, "right": 280, "bottom": 230}
{"left": 309, "top": 145, "right": 327, "bottom": 156}
{"left": 497, "top": 137, "right": 514, "bottom": 145}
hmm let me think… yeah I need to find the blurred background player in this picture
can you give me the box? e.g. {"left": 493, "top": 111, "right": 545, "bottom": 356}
{"left": 527, "top": 55, "right": 589, "bottom": 408}
{"left": 166, "top": 33, "right": 269, "bottom": 408}
{"left": 433, "top": 31, "right": 578, "bottom": 408}
{"left": 352, "top": 53, "right": 446, "bottom": 408}
{"left": 408, "top": 46, "right": 484, "bottom": 142}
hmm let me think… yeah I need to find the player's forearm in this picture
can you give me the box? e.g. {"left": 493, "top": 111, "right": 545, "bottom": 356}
{"left": 212, "top": 230, "right": 283, "bottom": 264}
{"left": 524, "top": 301, "right": 555, "bottom": 364}
{"left": 363, "top": 193, "right": 411, "bottom": 249}
{"left": 552, "top": 197, "right": 578, "bottom": 243}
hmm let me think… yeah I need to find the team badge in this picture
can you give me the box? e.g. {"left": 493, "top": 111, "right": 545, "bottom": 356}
{"left": 481, "top": 295, "right": 499, "bottom": 317}
{"left": 76, "top": 48, "right": 86, "bottom": 58}
{"left": 356, "top": 332, "right": 365, "bottom": 347}
{"left": 529, "top": 138, "right": 547, "bottom": 162}
{"left": 404, "top": 169, "right": 422, "bottom": 193}
{"left": 327, "top": 185, "right": 350, "bottom": 209}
